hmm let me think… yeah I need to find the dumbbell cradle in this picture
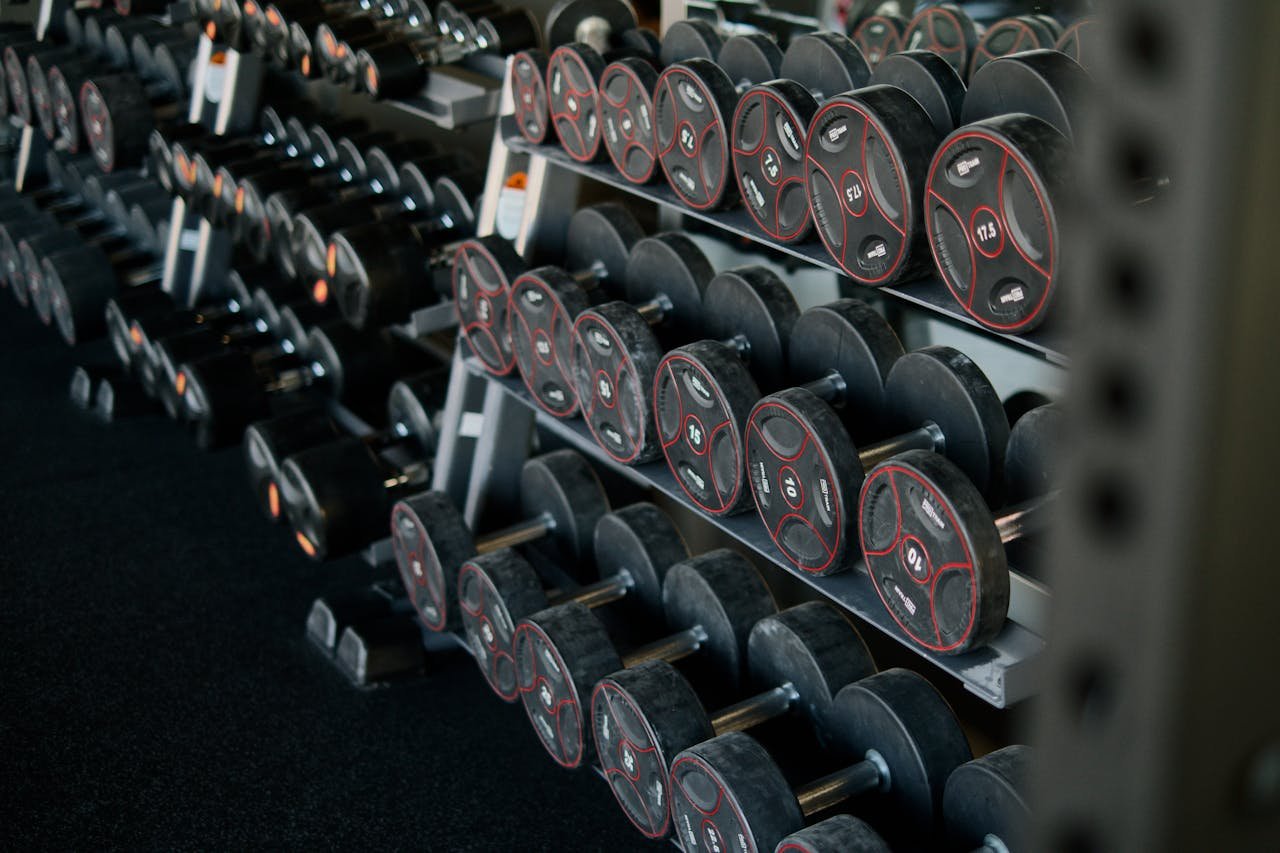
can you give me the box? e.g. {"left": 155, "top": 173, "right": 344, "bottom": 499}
{"left": 730, "top": 32, "right": 870, "bottom": 243}
{"left": 564, "top": 234, "right": 717, "bottom": 462}
{"left": 652, "top": 265, "right": 799, "bottom": 516}
{"left": 591, "top": 601, "right": 875, "bottom": 839}
{"left": 668, "top": 668, "right": 972, "bottom": 852}
{"left": 390, "top": 448, "right": 609, "bottom": 631}
{"left": 512, "top": 548, "right": 776, "bottom": 768}
{"left": 858, "top": 404, "right": 1060, "bottom": 654}
{"left": 458, "top": 502, "right": 687, "bottom": 701}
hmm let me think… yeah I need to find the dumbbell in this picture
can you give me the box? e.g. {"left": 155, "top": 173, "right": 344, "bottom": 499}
{"left": 78, "top": 67, "right": 189, "bottom": 172}
{"left": 730, "top": 32, "right": 870, "bottom": 243}
{"left": 323, "top": 172, "right": 483, "bottom": 328}
{"left": 804, "top": 50, "right": 965, "bottom": 286}
{"left": 651, "top": 266, "right": 801, "bottom": 515}
{"left": 450, "top": 202, "right": 639, "bottom": 379}
{"left": 4, "top": 40, "right": 79, "bottom": 128}
{"left": 597, "top": 19, "right": 726, "bottom": 184}
{"left": 591, "top": 601, "right": 875, "bottom": 839}
{"left": 358, "top": 8, "right": 541, "bottom": 99}
{"left": 512, "top": 548, "right": 776, "bottom": 769}
{"left": 858, "top": 403, "right": 1060, "bottom": 654}
{"left": 1055, "top": 18, "right": 1098, "bottom": 71}
{"left": 116, "top": 1, "right": 175, "bottom": 16}
{"left": 459, "top": 502, "right": 687, "bottom": 702}
{"left": 499, "top": 205, "right": 653, "bottom": 418}
{"left": 28, "top": 50, "right": 91, "bottom": 142}
{"left": 286, "top": 3, "right": 410, "bottom": 80}
{"left": 565, "top": 234, "right": 719, "bottom": 462}
{"left": 773, "top": 815, "right": 891, "bottom": 852}
{"left": 653, "top": 34, "right": 782, "bottom": 210}
{"left": 848, "top": 11, "right": 908, "bottom": 68}
{"left": 390, "top": 448, "right": 609, "bottom": 631}
{"left": 967, "top": 15, "right": 1062, "bottom": 80}
{"left": 508, "top": 0, "right": 638, "bottom": 146}
{"left": 541, "top": 25, "right": 662, "bottom": 163}
{"left": 943, "top": 746, "right": 1032, "bottom": 853}
{"left": 177, "top": 322, "right": 423, "bottom": 448}
{"left": 311, "top": 6, "right": 438, "bottom": 88}
{"left": 668, "top": 668, "right": 972, "bottom": 851}
{"left": 743, "top": 321, "right": 1010, "bottom": 575}
{"left": 45, "top": 242, "right": 164, "bottom": 346}
{"left": 901, "top": 3, "right": 982, "bottom": 79}
{"left": 924, "top": 50, "right": 1092, "bottom": 333}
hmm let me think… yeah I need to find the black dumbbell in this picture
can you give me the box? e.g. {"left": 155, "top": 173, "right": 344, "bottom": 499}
{"left": 653, "top": 34, "right": 783, "bottom": 211}
{"left": 591, "top": 601, "right": 875, "bottom": 839}
{"left": 730, "top": 33, "right": 870, "bottom": 243}
{"left": 901, "top": 3, "right": 983, "bottom": 79}
{"left": 924, "top": 50, "right": 1092, "bottom": 334}
{"left": 744, "top": 325, "right": 1010, "bottom": 575}
{"left": 358, "top": 8, "right": 541, "bottom": 99}
{"left": 668, "top": 668, "right": 972, "bottom": 851}
{"left": 1055, "top": 18, "right": 1099, "bottom": 71}
{"left": 458, "top": 502, "right": 688, "bottom": 702}
{"left": 773, "top": 814, "right": 892, "bottom": 852}
{"left": 390, "top": 448, "right": 609, "bottom": 630}
{"left": 498, "top": 205, "right": 653, "bottom": 418}
{"left": 512, "top": 548, "right": 776, "bottom": 769}
{"left": 967, "top": 14, "right": 1062, "bottom": 80}
{"left": 508, "top": 0, "right": 638, "bottom": 146}
{"left": 650, "top": 266, "right": 801, "bottom": 515}
{"left": 78, "top": 67, "right": 189, "bottom": 172}
{"left": 450, "top": 203, "right": 639, "bottom": 379}
{"left": 323, "top": 172, "right": 482, "bottom": 328}
{"left": 285, "top": 2, "right": 407, "bottom": 80}
{"left": 4, "top": 39, "right": 79, "bottom": 128}
{"left": 943, "top": 746, "right": 1032, "bottom": 853}
{"left": 597, "top": 19, "right": 727, "bottom": 184}
{"left": 564, "top": 235, "right": 719, "bottom": 462}
{"left": 803, "top": 50, "right": 965, "bottom": 287}
{"left": 177, "top": 322, "right": 424, "bottom": 447}
{"left": 116, "top": 1, "right": 178, "bottom": 17}
{"left": 848, "top": 11, "right": 908, "bottom": 68}
{"left": 311, "top": 7, "right": 425, "bottom": 87}
{"left": 858, "top": 403, "right": 1060, "bottom": 654}
{"left": 541, "top": 26, "right": 662, "bottom": 163}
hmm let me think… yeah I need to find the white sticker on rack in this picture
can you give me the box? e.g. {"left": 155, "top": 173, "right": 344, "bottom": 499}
{"left": 179, "top": 229, "right": 202, "bottom": 251}
{"left": 458, "top": 412, "right": 485, "bottom": 438}
{"left": 496, "top": 186, "right": 526, "bottom": 240}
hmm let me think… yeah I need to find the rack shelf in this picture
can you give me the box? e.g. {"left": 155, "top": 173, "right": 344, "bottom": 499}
{"left": 502, "top": 118, "right": 1070, "bottom": 367}
{"left": 466, "top": 357, "right": 1046, "bottom": 708}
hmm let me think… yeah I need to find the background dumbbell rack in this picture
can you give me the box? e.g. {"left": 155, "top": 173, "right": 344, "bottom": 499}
{"left": 3, "top": 1, "right": 1275, "bottom": 849}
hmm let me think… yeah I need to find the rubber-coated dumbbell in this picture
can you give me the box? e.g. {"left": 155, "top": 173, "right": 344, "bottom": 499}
{"left": 459, "top": 502, "right": 687, "bottom": 701}
{"left": 591, "top": 601, "right": 875, "bottom": 839}
{"left": 774, "top": 814, "right": 891, "bottom": 852}
{"left": 273, "top": 374, "right": 450, "bottom": 559}
{"left": 901, "top": 3, "right": 982, "bottom": 79}
{"left": 667, "top": 668, "right": 972, "bottom": 851}
{"left": 311, "top": 5, "right": 446, "bottom": 87}
{"left": 359, "top": 8, "right": 541, "bottom": 98}
{"left": 848, "top": 11, "right": 908, "bottom": 68}
{"left": 78, "top": 67, "right": 189, "bottom": 171}
{"left": 508, "top": 0, "right": 638, "bottom": 146}
{"left": 943, "top": 746, "right": 1031, "bottom": 853}
{"left": 322, "top": 172, "right": 482, "bottom": 327}
{"left": 924, "top": 50, "right": 1091, "bottom": 333}
{"left": 451, "top": 202, "right": 639, "bottom": 379}
{"left": 286, "top": 2, "right": 413, "bottom": 80}
{"left": 390, "top": 448, "right": 609, "bottom": 631}
{"left": 744, "top": 332, "right": 1010, "bottom": 575}
{"left": 565, "top": 235, "right": 726, "bottom": 462}
{"left": 1055, "top": 18, "right": 1098, "bottom": 71}
{"left": 967, "top": 14, "right": 1062, "bottom": 80}
{"left": 804, "top": 50, "right": 965, "bottom": 286}
{"left": 4, "top": 39, "right": 79, "bottom": 128}
{"left": 597, "top": 19, "right": 726, "bottom": 184}
{"left": 650, "top": 266, "right": 799, "bottom": 515}
{"left": 177, "top": 321, "right": 424, "bottom": 447}
{"left": 654, "top": 34, "right": 782, "bottom": 210}
{"left": 241, "top": 366, "right": 434, "bottom": 524}
{"left": 512, "top": 548, "right": 776, "bottom": 768}
{"left": 858, "top": 403, "right": 1060, "bottom": 653}
{"left": 729, "top": 33, "right": 870, "bottom": 243}
{"left": 540, "top": 25, "right": 660, "bottom": 163}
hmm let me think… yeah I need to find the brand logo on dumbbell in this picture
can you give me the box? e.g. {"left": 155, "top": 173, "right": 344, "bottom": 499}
{"left": 954, "top": 154, "right": 982, "bottom": 178}
{"left": 676, "top": 170, "right": 696, "bottom": 193}
{"left": 865, "top": 241, "right": 888, "bottom": 261}
{"left": 682, "top": 466, "right": 707, "bottom": 492}
{"left": 550, "top": 70, "right": 562, "bottom": 96}
{"left": 677, "top": 81, "right": 704, "bottom": 107}
{"left": 603, "top": 424, "right": 623, "bottom": 447}
{"left": 743, "top": 175, "right": 765, "bottom": 210}
{"left": 893, "top": 582, "right": 918, "bottom": 616}
{"left": 687, "top": 373, "right": 711, "bottom": 402}
{"left": 920, "top": 495, "right": 947, "bottom": 530}
{"left": 828, "top": 121, "right": 849, "bottom": 144}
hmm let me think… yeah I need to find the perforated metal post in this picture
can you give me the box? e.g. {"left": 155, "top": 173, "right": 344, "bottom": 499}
{"left": 1029, "top": 3, "right": 1280, "bottom": 851}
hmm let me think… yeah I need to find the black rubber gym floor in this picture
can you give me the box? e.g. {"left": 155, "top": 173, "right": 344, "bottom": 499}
{"left": 0, "top": 305, "right": 652, "bottom": 850}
